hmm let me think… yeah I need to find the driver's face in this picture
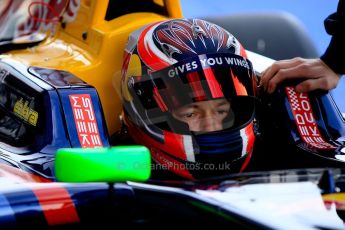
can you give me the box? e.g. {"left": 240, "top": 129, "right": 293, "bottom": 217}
{"left": 172, "top": 98, "right": 232, "bottom": 132}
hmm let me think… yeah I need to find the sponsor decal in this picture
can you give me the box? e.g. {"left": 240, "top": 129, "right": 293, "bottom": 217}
{"left": 286, "top": 87, "right": 336, "bottom": 149}
{"left": 69, "top": 94, "right": 102, "bottom": 148}
{"left": 13, "top": 98, "right": 38, "bottom": 126}
{"left": 167, "top": 55, "right": 250, "bottom": 78}
{"left": 0, "top": 0, "right": 80, "bottom": 39}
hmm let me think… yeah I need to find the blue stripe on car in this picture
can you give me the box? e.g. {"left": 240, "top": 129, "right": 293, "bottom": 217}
{"left": 0, "top": 193, "right": 16, "bottom": 229}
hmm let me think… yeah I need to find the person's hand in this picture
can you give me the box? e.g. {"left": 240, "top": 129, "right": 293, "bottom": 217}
{"left": 260, "top": 57, "right": 342, "bottom": 94}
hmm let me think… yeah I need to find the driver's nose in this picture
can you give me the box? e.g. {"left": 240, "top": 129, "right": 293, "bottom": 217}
{"left": 199, "top": 114, "right": 223, "bottom": 132}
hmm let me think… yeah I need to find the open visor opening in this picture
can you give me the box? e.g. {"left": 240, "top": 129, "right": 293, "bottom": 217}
{"left": 123, "top": 53, "right": 257, "bottom": 134}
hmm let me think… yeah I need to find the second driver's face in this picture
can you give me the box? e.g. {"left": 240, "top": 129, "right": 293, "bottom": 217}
{"left": 172, "top": 98, "right": 233, "bottom": 132}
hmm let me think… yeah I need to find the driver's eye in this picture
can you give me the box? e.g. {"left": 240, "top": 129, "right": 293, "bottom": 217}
{"left": 217, "top": 110, "right": 228, "bottom": 115}
{"left": 183, "top": 112, "right": 195, "bottom": 118}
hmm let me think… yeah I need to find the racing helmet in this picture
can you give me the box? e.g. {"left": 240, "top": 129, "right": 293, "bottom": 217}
{"left": 119, "top": 18, "right": 258, "bottom": 179}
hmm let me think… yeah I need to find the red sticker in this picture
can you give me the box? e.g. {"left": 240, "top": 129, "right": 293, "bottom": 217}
{"left": 285, "top": 87, "right": 335, "bottom": 149}
{"left": 69, "top": 94, "right": 102, "bottom": 148}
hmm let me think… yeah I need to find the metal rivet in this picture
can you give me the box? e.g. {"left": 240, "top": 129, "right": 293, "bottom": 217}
{"left": 82, "top": 32, "right": 87, "bottom": 40}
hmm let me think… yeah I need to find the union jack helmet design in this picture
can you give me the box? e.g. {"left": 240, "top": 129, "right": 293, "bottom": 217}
{"left": 120, "top": 19, "right": 258, "bottom": 179}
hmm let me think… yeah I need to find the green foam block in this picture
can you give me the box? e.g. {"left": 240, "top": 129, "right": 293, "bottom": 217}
{"left": 55, "top": 146, "right": 151, "bottom": 182}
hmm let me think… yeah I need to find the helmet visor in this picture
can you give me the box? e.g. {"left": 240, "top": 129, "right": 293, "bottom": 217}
{"left": 126, "top": 53, "right": 257, "bottom": 134}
